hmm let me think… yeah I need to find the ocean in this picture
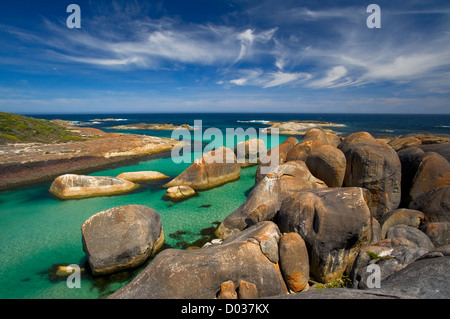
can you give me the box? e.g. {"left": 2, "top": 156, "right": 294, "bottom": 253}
{"left": 0, "top": 113, "right": 449, "bottom": 299}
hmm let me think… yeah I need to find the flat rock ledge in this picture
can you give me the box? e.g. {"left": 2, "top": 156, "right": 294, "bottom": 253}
{"left": 49, "top": 174, "right": 137, "bottom": 199}
{"left": 116, "top": 171, "right": 169, "bottom": 182}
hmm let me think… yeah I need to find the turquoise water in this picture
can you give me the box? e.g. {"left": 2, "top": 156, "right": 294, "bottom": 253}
{"left": 0, "top": 135, "right": 286, "bottom": 299}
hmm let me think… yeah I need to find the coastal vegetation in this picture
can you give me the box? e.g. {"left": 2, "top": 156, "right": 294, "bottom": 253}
{"left": 0, "top": 112, "right": 84, "bottom": 144}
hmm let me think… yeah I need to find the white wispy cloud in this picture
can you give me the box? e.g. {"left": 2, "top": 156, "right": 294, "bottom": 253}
{"left": 308, "top": 66, "right": 349, "bottom": 88}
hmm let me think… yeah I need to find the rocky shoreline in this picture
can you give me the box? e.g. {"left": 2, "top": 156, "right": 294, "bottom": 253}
{"left": 3, "top": 121, "right": 450, "bottom": 299}
{"left": 0, "top": 125, "right": 181, "bottom": 191}
{"left": 102, "top": 129, "right": 449, "bottom": 299}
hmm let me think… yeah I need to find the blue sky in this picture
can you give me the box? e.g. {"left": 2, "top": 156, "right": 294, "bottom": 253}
{"left": 0, "top": 0, "right": 449, "bottom": 114}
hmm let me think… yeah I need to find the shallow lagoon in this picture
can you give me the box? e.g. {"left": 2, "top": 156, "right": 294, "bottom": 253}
{"left": 0, "top": 135, "right": 284, "bottom": 299}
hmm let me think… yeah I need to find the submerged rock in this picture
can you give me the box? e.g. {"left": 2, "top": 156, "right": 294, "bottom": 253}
{"left": 49, "top": 174, "right": 137, "bottom": 199}
{"left": 81, "top": 205, "right": 164, "bottom": 276}
{"left": 164, "top": 185, "right": 196, "bottom": 201}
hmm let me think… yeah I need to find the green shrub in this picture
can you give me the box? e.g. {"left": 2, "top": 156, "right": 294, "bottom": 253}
{"left": 314, "top": 275, "right": 352, "bottom": 289}
{"left": 0, "top": 112, "right": 85, "bottom": 144}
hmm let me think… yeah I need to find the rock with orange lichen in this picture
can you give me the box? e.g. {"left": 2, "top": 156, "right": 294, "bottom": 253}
{"left": 279, "top": 233, "right": 309, "bottom": 293}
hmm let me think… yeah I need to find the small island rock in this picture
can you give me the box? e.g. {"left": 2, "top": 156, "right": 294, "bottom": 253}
{"left": 49, "top": 174, "right": 137, "bottom": 199}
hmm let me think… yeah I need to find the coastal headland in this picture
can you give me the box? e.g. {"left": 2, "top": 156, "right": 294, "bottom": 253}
{"left": 0, "top": 113, "right": 181, "bottom": 191}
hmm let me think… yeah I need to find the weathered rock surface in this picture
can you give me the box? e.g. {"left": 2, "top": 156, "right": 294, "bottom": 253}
{"left": 380, "top": 209, "right": 425, "bottom": 239}
{"left": 284, "top": 129, "right": 328, "bottom": 163}
{"left": 339, "top": 132, "right": 401, "bottom": 220}
{"left": 385, "top": 225, "right": 434, "bottom": 252}
{"left": 279, "top": 233, "right": 310, "bottom": 293}
{"left": 116, "top": 171, "right": 169, "bottom": 182}
{"left": 421, "top": 222, "right": 450, "bottom": 248}
{"left": 273, "top": 256, "right": 450, "bottom": 299}
{"left": 217, "top": 281, "right": 238, "bottom": 299}
{"left": 398, "top": 147, "right": 450, "bottom": 207}
{"left": 388, "top": 136, "right": 422, "bottom": 151}
{"left": 216, "top": 161, "right": 326, "bottom": 239}
{"left": 164, "top": 185, "right": 196, "bottom": 201}
{"left": 349, "top": 234, "right": 430, "bottom": 290}
{"left": 380, "top": 255, "right": 450, "bottom": 298}
{"left": 277, "top": 187, "right": 372, "bottom": 283}
{"left": 81, "top": 205, "right": 164, "bottom": 276}
{"left": 108, "top": 221, "right": 288, "bottom": 299}
{"left": 49, "top": 174, "right": 137, "bottom": 199}
{"left": 256, "top": 137, "right": 298, "bottom": 183}
{"left": 418, "top": 142, "right": 450, "bottom": 162}
{"left": 234, "top": 138, "right": 267, "bottom": 168}
{"left": 326, "top": 134, "right": 342, "bottom": 148}
{"left": 305, "top": 144, "right": 346, "bottom": 187}
{"left": 409, "top": 186, "right": 450, "bottom": 223}
{"left": 237, "top": 280, "right": 259, "bottom": 299}
{"left": 164, "top": 146, "right": 241, "bottom": 190}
